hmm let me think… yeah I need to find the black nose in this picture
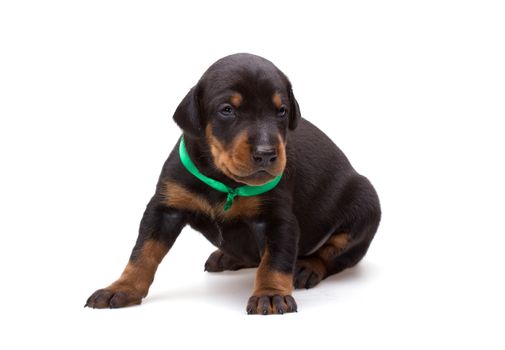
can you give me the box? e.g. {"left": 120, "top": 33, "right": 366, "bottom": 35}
{"left": 252, "top": 145, "right": 277, "bottom": 167}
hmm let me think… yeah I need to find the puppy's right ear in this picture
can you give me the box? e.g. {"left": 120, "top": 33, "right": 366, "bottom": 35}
{"left": 173, "top": 86, "right": 202, "bottom": 138}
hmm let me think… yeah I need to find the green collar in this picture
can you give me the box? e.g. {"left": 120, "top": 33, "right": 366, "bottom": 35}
{"left": 179, "top": 136, "right": 282, "bottom": 211}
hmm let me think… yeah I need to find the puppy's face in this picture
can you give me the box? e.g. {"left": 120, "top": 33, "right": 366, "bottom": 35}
{"left": 203, "top": 78, "right": 292, "bottom": 186}
{"left": 174, "top": 54, "right": 300, "bottom": 186}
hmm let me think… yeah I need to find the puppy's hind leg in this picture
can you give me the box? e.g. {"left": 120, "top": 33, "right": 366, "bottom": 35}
{"left": 295, "top": 175, "right": 381, "bottom": 289}
{"left": 294, "top": 233, "right": 351, "bottom": 289}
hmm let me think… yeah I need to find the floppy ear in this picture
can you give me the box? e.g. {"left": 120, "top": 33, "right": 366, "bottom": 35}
{"left": 173, "top": 86, "right": 202, "bottom": 138}
{"left": 288, "top": 85, "right": 301, "bottom": 130}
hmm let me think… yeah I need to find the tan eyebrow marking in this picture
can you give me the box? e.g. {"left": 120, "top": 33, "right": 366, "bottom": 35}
{"left": 272, "top": 93, "right": 282, "bottom": 108}
{"left": 230, "top": 93, "right": 243, "bottom": 108}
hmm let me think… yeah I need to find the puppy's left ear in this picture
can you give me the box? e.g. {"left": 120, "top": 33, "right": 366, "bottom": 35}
{"left": 173, "top": 86, "right": 203, "bottom": 138}
{"left": 288, "top": 84, "right": 301, "bottom": 130}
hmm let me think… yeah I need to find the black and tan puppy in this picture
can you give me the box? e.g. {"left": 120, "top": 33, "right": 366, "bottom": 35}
{"left": 86, "top": 53, "right": 381, "bottom": 314}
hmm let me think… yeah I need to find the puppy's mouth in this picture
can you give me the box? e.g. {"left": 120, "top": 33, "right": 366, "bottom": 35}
{"left": 224, "top": 167, "right": 278, "bottom": 186}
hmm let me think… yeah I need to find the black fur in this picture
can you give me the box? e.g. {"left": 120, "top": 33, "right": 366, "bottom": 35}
{"left": 86, "top": 53, "right": 381, "bottom": 313}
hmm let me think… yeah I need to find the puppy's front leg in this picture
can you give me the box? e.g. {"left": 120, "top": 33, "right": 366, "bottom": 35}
{"left": 86, "top": 197, "right": 185, "bottom": 308}
{"left": 247, "top": 217, "right": 299, "bottom": 315}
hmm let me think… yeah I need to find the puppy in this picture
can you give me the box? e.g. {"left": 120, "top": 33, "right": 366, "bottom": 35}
{"left": 86, "top": 53, "right": 381, "bottom": 314}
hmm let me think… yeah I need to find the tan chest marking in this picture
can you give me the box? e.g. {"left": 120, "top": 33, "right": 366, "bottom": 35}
{"left": 162, "top": 181, "right": 261, "bottom": 220}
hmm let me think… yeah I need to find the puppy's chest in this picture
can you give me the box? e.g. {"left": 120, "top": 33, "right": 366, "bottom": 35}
{"left": 162, "top": 180, "right": 262, "bottom": 221}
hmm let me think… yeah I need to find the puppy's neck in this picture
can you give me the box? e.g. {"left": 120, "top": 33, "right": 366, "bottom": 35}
{"left": 182, "top": 134, "right": 243, "bottom": 188}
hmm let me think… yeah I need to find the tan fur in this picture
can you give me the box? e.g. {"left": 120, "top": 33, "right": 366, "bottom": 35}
{"left": 217, "top": 195, "right": 262, "bottom": 219}
{"left": 206, "top": 125, "right": 252, "bottom": 182}
{"left": 295, "top": 233, "right": 350, "bottom": 281}
{"left": 272, "top": 93, "right": 282, "bottom": 108}
{"left": 230, "top": 131, "right": 251, "bottom": 172}
{"left": 275, "top": 134, "right": 287, "bottom": 175}
{"left": 230, "top": 93, "right": 243, "bottom": 108}
{"left": 163, "top": 180, "right": 215, "bottom": 218}
{"left": 163, "top": 180, "right": 261, "bottom": 220}
{"left": 108, "top": 240, "right": 169, "bottom": 297}
{"left": 316, "top": 233, "right": 350, "bottom": 262}
{"left": 206, "top": 124, "right": 286, "bottom": 186}
{"left": 329, "top": 233, "right": 350, "bottom": 250}
{"left": 253, "top": 249, "right": 293, "bottom": 297}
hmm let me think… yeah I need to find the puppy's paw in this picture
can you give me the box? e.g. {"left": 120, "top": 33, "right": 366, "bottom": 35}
{"left": 246, "top": 294, "right": 297, "bottom": 315}
{"left": 294, "top": 258, "right": 325, "bottom": 289}
{"left": 85, "top": 286, "right": 143, "bottom": 309}
{"left": 204, "top": 249, "right": 256, "bottom": 272}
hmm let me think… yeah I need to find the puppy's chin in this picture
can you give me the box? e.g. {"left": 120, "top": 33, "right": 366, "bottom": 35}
{"left": 231, "top": 171, "right": 277, "bottom": 186}
{"left": 222, "top": 166, "right": 279, "bottom": 186}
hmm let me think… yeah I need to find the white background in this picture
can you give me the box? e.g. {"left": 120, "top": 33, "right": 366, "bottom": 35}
{"left": 1, "top": 1, "right": 504, "bottom": 349}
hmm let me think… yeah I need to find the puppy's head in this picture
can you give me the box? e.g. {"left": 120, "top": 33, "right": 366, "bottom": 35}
{"left": 173, "top": 53, "right": 301, "bottom": 186}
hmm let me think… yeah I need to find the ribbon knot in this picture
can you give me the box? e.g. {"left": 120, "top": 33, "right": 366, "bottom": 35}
{"left": 224, "top": 188, "right": 239, "bottom": 212}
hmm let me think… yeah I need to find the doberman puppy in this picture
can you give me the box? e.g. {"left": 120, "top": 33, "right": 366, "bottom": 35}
{"left": 85, "top": 53, "right": 381, "bottom": 314}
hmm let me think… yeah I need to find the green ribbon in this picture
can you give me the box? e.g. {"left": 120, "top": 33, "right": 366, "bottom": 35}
{"left": 178, "top": 136, "right": 282, "bottom": 211}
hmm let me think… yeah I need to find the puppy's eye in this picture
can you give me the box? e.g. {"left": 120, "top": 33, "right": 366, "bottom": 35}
{"left": 277, "top": 106, "right": 288, "bottom": 118}
{"left": 219, "top": 104, "right": 234, "bottom": 117}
